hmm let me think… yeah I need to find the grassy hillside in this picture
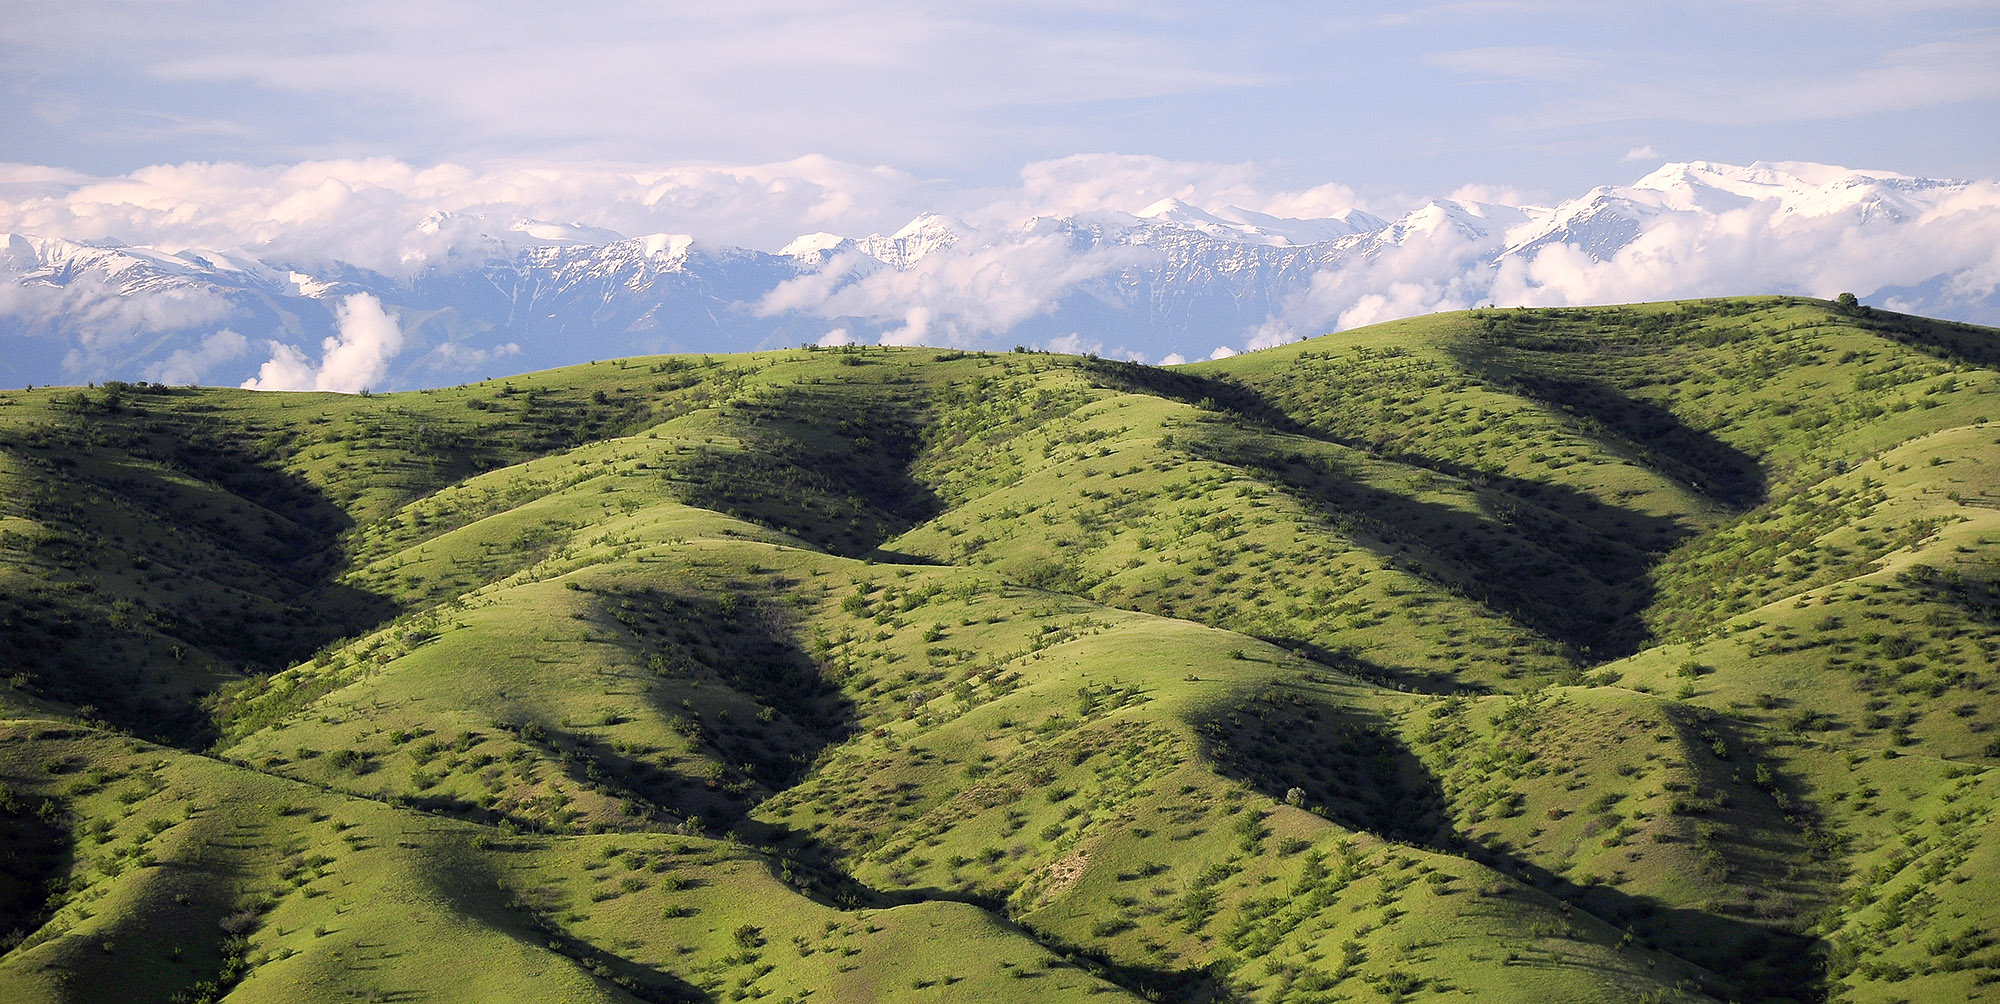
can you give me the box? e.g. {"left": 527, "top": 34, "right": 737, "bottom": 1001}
{"left": 1, "top": 295, "right": 1996, "bottom": 1003}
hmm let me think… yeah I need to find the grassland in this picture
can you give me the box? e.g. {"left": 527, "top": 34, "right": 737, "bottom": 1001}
{"left": 1, "top": 295, "right": 1996, "bottom": 1003}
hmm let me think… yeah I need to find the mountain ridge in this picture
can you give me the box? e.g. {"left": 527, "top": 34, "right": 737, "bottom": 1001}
{"left": 4, "top": 160, "right": 1995, "bottom": 389}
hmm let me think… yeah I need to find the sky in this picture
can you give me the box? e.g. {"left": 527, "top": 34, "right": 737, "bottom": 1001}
{"left": 5, "top": 0, "right": 1999, "bottom": 236}
{"left": 4, "top": 0, "right": 2000, "bottom": 392}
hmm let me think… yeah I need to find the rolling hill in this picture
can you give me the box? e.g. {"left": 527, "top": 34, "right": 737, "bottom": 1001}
{"left": 1, "top": 295, "right": 1996, "bottom": 1003}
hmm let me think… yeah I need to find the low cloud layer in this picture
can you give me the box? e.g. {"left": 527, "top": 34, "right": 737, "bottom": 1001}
{"left": 0, "top": 266, "right": 237, "bottom": 377}
{"left": 1493, "top": 180, "right": 2000, "bottom": 313}
{"left": 0, "top": 269, "right": 234, "bottom": 341}
{"left": 759, "top": 232, "right": 1153, "bottom": 347}
{"left": 147, "top": 329, "right": 250, "bottom": 385}
{"left": 0, "top": 157, "right": 931, "bottom": 269}
{"left": 242, "top": 293, "right": 403, "bottom": 393}
{"left": 2, "top": 156, "right": 1997, "bottom": 386}
{"left": 1231, "top": 166, "right": 2000, "bottom": 354}
{"left": 0, "top": 153, "right": 1386, "bottom": 271}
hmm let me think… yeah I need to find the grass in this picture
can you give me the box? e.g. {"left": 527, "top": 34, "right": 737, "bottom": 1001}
{"left": 0, "top": 296, "right": 1996, "bottom": 1002}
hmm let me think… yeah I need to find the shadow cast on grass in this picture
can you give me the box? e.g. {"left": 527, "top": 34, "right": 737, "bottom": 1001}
{"left": 1081, "top": 357, "right": 1709, "bottom": 662}
{"left": 0, "top": 796, "right": 70, "bottom": 955}
{"left": 423, "top": 839, "right": 711, "bottom": 1003}
{"left": 1203, "top": 691, "right": 1829, "bottom": 1003}
{"left": 668, "top": 382, "right": 943, "bottom": 559}
{"left": 0, "top": 387, "right": 397, "bottom": 746}
{"left": 1180, "top": 424, "right": 1680, "bottom": 661}
{"left": 1453, "top": 355, "right": 1767, "bottom": 511}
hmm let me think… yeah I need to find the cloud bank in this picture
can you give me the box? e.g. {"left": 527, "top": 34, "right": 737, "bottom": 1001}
{"left": 147, "top": 329, "right": 251, "bottom": 386}
{"left": 758, "top": 233, "right": 1152, "bottom": 348}
{"left": 9, "top": 0, "right": 1993, "bottom": 219}
{"left": 2, "top": 156, "right": 1996, "bottom": 386}
{"left": 242, "top": 293, "right": 403, "bottom": 393}
{"left": 0, "top": 157, "right": 930, "bottom": 269}
{"left": 0, "top": 153, "right": 1389, "bottom": 270}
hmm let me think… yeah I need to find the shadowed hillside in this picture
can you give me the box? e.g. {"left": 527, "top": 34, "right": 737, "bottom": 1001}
{"left": 1, "top": 296, "right": 1997, "bottom": 1003}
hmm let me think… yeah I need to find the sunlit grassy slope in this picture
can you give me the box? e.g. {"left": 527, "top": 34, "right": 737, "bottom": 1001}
{"left": 2, "top": 296, "right": 1997, "bottom": 1003}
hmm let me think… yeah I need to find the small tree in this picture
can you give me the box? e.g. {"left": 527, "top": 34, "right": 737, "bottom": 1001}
{"left": 1836, "top": 292, "right": 1859, "bottom": 311}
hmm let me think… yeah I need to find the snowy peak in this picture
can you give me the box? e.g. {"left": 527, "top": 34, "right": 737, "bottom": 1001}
{"left": 1505, "top": 159, "right": 1980, "bottom": 264}
{"left": 1135, "top": 197, "right": 1213, "bottom": 223}
{"left": 1132, "top": 198, "right": 1384, "bottom": 246}
{"left": 2, "top": 233, "right": 42, "bottom": 272}
{"left": 636, "top": 233, "right": 695, "bottom": 262}
{"left": 4, "top": 158, "right": 1996, "bottom": 390}
{"left": 1635, "top": 159, "right": 1914, "bottom": 195}
{"left": 1382, "top": 200, "right": 1526, "bottom": 246}
{"left": 1627, "top": 160, "right": 1953, "bottom": 221}
{"left": 856, "top": 213, "right": 962, "bottom": 268}
{"left": 6, "top": 236, "right": 365, "bottom": 304}
{"left": 413, "top": 210, "right": 627, "bottom": 251}
{"left": 507, "top": 218, "right": 626, "bottom": 245}
{"left": 1210, "top": 204, "right": 1388, "bottom": 243}
{"left": 780, "top": 232, "right": 849, "bottom": 259}
{"left": 286, "top": 270, "right": 340, "bottom": 298}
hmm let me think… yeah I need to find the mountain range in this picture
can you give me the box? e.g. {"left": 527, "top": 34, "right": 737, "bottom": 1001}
{"left": 3, "top": 161, "right": 1996, "bottom": 390}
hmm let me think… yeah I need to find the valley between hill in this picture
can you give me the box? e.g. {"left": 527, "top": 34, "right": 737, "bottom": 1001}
{"left": 1, "top": 296, "right": 1996, "bottom": 1003}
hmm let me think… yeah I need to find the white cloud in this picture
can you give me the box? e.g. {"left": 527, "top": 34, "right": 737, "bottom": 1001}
{"left": 0, "top": 153, "right": 1391, "bottom": 275}
{"left": 815, "top": 328, "right": 856, "bottom": 347}
{"left": 6, "top": 3, "right": 1257, "bottom": 172}
{"left": 1229, "top": 164, "right": 2000, "bottom": 336}
{"left": 7, "top": 154, "right": 2000, "bottom": 384}
{"left": 1621, "top": 145, "right": 1660, "bottom": 163}
{"left": 0, "top": 163, "right": 92, "bottom": 189}
{"left": 1425, "top": 46, "right": 1603, "bottom": 82}
{"left": 1207, "top": 345, "right": 1239, "bottom": 360}
{"left": 881, "top": 307, "right": 932, "bottom": 347}
{"left": 735, "top": 153, "right": 1398, "bottom": 351}
{"left": 1253, "top": 202, "right": 1506, "bottom": 338}
{"left": 1548, "top": 32, "right": 2000, "bottom": 128}
{"left": 1159, "top": 352, "right": 1188, "bottom": 366}
{"left": 1447, "top": 183, "right": 1539, "bottom": 206}
{"left": 997, "top": 154, "right": 1269, "bottom": 220}
{"left": 1244, "top": 322, "right": 1300, "bottom": 352}
{"left": 1337, "top": 281, "right": 1462, "bottom": 329}
{"left": 7, "top": 0, "right": 1996, "bottom": 250}
{"left": 0, "top": 269, "right": 238, "bottom": 376}
{"left": 976, "top": 153, "right": 1372, "bottom": 224}
{"left": 145, "top": 328, "right": 250, "bottom": 385}
{"left": 0, "top": 272, "right": 234, "bottom": 339}
{"left": 1043, "top": 333, "right": 1103, "bottom": 357}
{"left": 1488, "top": 176, "right": 2000, "bottom": 311}
{"left": 242, "top": 293, "right": 404, "bottom": 392}
{"left": 758, "top": 232, "right": 1153, "bottom": 347}
{"left": 240, "top": 341, "right": 317, "bottom": 393}
{"left": 0, "top": 157, "right": 933, "bottom": 268}
{"left": 420, "top": 340, "right": 520, "bottom": 374}
{"left": 1256, "top": 182, "right": 1368, "bottom": 221}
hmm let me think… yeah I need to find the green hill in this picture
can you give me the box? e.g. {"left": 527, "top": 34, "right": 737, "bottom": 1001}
{"left": 1, "top": 295, "right": 1996, "bottom": 1003}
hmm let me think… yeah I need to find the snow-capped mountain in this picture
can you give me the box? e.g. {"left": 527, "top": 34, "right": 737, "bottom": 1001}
{"left": 1502, "top": 161, "right": 1945, "bottom": 262}
{"left": 1129, "top": 198, "right": 1388, "bottom": 247}
{"left": 853, "top": 213, "right": 964, "bottom": 269}
{"left": 2, "top": 161, "right": 1994, "bottom": 390}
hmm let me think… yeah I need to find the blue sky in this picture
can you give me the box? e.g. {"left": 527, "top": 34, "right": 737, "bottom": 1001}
{"left": 5, "top": 1, "right": 1997, "bottom": 208}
